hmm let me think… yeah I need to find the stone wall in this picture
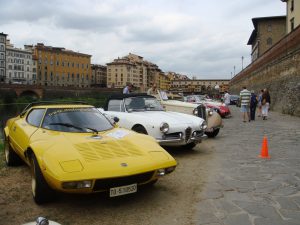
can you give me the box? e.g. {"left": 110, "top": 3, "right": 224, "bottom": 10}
{"left": 230, "top": 25, "right": 300, "bottom": 117}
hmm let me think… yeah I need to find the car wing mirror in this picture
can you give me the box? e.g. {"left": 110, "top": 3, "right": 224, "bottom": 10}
{"left": 113, "top": 117, "right": 119, "bottom": 123}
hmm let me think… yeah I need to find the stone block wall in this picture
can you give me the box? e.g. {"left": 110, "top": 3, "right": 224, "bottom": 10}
{"left": 230, "top": 26, "right": 300, "bottom": 117}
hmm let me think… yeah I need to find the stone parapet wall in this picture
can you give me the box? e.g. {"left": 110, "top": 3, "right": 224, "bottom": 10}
{"left": 230, "top": 26, "right": 300, "bottom": 117}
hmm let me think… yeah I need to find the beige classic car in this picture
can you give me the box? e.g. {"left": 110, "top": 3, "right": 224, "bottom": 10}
{"left": 153, "top": 90, "right": 223, "bottom": 138}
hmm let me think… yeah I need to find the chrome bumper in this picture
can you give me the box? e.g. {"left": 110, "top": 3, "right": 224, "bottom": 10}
{"left": 157, "top": 131, "right": 206, "bottom": 145}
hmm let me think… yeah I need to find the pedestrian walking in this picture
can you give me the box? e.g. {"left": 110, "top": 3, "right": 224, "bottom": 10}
{"left": 123, "top": 83, "right": 133, "bottom": 94}
{"left": 261, "top": 88, "right": 271, "bottom": 120}
{"left": 239, "top": 86, "right": 251, "bottom": 122}
{"left": 250, "top": 90, "right": 258, "bottom": 120}
{"left": 224, "top": 91, "right": 231, "bottom": 107}
{"left": 257, "top": 89, "right": 264, "bottom": 117}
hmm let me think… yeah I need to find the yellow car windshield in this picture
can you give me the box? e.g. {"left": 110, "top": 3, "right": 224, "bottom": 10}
{"left": 41, "top": 107, "right": 113, "bottom": 133}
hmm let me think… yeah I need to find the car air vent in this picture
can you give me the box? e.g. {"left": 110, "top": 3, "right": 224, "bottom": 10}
{"left": 75, "top": 141, "right": 145, "bottom": 162}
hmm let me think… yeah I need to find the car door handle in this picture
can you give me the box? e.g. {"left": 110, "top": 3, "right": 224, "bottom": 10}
{"left": 13, "top": 126, "right": 16, "bottom": 131}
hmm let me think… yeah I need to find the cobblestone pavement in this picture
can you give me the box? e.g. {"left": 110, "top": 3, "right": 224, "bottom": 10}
{"left": 193, "top": 106, "right": 300, "bottom": 225}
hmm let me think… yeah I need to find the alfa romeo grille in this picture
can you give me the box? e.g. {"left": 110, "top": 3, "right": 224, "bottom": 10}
{"left": 185, "top": 127, "right": 192, "bottom": 142}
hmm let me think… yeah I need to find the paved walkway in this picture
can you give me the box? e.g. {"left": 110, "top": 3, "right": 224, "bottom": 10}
{"left": 193, "top": 106, "right": 300, "bottom": 225}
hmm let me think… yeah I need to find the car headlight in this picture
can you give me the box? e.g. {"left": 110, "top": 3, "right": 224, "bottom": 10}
{"left": 62, "top": 180, "right": 92, "bottom": 189}
{"left": 160, "top": 122, "right": 169, "bottom": 133}
{"left": 156, "top": 168, "right": 166, "bottom": 176}
{"left": 208, "top": 109, "right": 213, "bottom": 116}
{"left": 165, "top": 166, "right": 176, "bottom": 174}
{"left": 200, "top": 121, "right": 207, "bottom": 130}
{"left": 193, "top": 108, "right": 198, "bottom": 115}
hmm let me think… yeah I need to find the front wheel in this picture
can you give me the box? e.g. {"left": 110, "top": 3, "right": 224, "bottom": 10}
{"left": 205, "top": 128, "right": 220, "bottom": 138}
{"left": 132, "top": 125, "right": 148, "bottom": 134}
{"left": 4, "top": 135, "right": 22, "bottom": 166}
{"left": 184, "top": 142, "right": 196, "bottom": 149}
{"left": 30, "top": 154, "right": 54, "bottom": 204}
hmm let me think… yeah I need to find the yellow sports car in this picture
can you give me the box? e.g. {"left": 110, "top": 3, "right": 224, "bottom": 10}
{"left": 3, "top": 102, "right": 177, "bottom": 204}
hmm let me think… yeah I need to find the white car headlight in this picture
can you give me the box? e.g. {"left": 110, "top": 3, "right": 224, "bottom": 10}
{"left": 200, "top": 121, "right": 207, "bottom": 130}
{"left": 193, "top": 108, "right": 198, "bottom": 115}
{"left": 160, "top": 122, "right": 169, "bottom": 133}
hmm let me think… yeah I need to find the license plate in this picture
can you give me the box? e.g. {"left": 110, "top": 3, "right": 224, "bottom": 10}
{"left": 109, "top": 183, "right": 137, "bottom": 197}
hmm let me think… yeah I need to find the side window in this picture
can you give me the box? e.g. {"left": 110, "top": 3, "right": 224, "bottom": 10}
{"left": 107, "top": 100, "right": 122, "bottom": 112}
{"left": 27, "top": 109, "right": 46, "bottom": 127}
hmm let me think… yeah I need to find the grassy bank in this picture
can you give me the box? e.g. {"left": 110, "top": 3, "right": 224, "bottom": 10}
{"left": 0, "top": 140, "right": 4, "bottom": 169}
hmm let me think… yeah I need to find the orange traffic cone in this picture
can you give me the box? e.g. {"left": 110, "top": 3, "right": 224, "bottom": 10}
{"left": 259, "top": 136, "right": 270, "bottom": 159}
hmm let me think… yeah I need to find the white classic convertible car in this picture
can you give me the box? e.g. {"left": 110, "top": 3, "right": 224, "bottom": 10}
{"left": 100, "top": 94, "right": 207, "bottom": 148}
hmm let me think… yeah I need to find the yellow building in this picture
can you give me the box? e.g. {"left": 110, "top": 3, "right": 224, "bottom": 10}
{"left": 34, "top": 43, "right": 92, "bottom": 87}
{"left": 153, "top": 72, "right": 170, "bottom": 91}
{"left": 282, "top": 0, "right": 300, "bottom": 33}
{"left": 170, "top": 79, "right": 230, "bottom": 94}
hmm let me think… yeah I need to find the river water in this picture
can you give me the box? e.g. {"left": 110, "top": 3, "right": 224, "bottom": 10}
{"left": 0, "top": 103, "right": 28, "bottom": 140}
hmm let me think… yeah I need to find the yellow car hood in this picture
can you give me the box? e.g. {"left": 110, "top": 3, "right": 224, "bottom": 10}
{"left": 31, "top": 128, "right": 176, "bottom": 181}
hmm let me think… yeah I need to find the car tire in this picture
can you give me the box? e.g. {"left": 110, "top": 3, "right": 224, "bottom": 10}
{"left": 205, "top": 128, "right": 220, "bottom": 138}
{"left": 132, "top": 125, "right": 148, "bottom": 134}
{"left": 184, "top": 142, "right": 196, "bottom": 149}
{"left": 147, "top": 179, "right": 158, "bottom": 186}
{"left": 30, "top": 154, "right": 54, "bottom": 204}
{"left": 4, "top": 135, "right": 23, "bottom": 166}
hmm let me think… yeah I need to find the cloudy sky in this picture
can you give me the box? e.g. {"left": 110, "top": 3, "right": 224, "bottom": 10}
{"left": 0, "top": 0, "right": 286, "bottom": 79}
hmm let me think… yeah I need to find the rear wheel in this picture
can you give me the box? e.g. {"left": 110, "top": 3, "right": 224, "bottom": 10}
{"left": 4, "top": 135, "right": 22, "bottom": 166}
{"left": 205, "top": 128, "right": 220, "bottom": 138}
{"left": 132, "top": 125, "right": 148, "bottom": 134}
{"left": 30, "top": 154, "right": 54, "bottom": 204}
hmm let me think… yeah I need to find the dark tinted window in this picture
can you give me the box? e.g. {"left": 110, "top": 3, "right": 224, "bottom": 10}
{"left": 42, "top": 107, "right": 113, "bottom": 133}
{"left": 27, "top": 109, "right": 46, "bottom": 127}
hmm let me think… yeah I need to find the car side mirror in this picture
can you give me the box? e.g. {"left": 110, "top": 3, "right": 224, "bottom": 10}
{"left": 113, "top": 117, "right": 119, "bottom": 123}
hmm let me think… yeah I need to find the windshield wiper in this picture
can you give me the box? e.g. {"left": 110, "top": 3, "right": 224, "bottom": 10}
{"left": 85, "top": 127, "right": 99, "bottom": 134}
{"left": 49, "top": 123, "right": 84, "bottom": 130}
{"left": 48, "top": 123, "right": 98, "bottom": 133}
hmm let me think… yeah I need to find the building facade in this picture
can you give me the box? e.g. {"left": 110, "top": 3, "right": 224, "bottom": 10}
{"left": 34, "top": 43, "right": 91, "bottom": 87}
{"left": 281, "top": 0, "right": 300, "bottom": 33}
{"left": 91, "top": 64, "right": 107, "bottom": 87}
{"left": 153, "top": 72, "right": 170, "bottom": 91}
{"left": 5, "top": 40, "right": 37, "bottom": 84}
{"left": 0, "top": 32, "right": 7, "bottom": 82}
{"left": 247, "top": 16, "right": 286, "bottom": 62}
{"left": 106, "top": 53, "right": 161, "bottom": 91}
{"left": 166, "top": 71, "right": 190, "bottom": 81}
{"left": 170, "top": 79, "right": 230, "bottom": 94}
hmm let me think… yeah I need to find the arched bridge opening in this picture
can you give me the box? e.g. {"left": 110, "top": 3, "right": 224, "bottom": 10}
{"left": 18, "top": 90, "right": 40, "bottom": 100}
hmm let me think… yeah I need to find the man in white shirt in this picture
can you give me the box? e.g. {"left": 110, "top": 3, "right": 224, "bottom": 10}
{"left": 123, "top": 83, "right": 133, "bottom": 94}
{"left": 224, "top": 91, "right": 231, "bottom": 106}
{"left": 240, "top": 86, "right": 251, "bottom": 122}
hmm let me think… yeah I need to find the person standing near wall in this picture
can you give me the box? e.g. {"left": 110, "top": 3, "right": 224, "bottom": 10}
{"left": 261, "top": 88, "right": 271, "bottom": 120}
{"left": 257, "top": 89, "right": 264, "bottom": 117}
{"left": 240, "top": 86, "right": 251, "bottom": 122}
